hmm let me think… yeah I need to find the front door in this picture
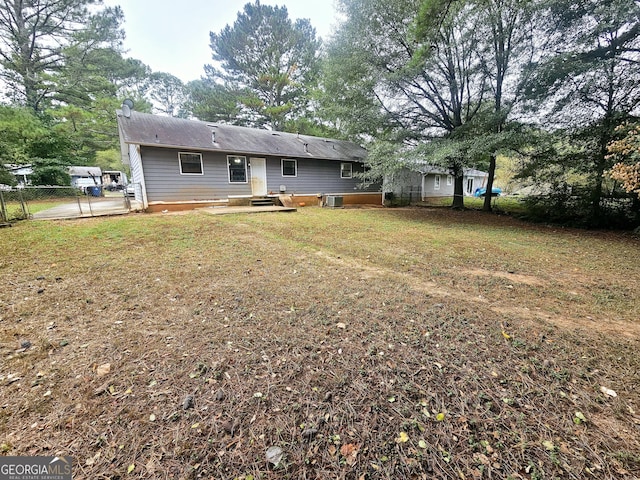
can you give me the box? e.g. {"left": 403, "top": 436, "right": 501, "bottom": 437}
{"left": 250, "top": 158, "right": 267, "bottom": 196}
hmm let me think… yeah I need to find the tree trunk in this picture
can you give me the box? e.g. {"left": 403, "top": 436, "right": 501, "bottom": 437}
{"left": 483, "top": 154, "right": 497, "bottom": 211}
{"left": 592, "top": 116, "right": 614, "bottom": 224}
{"left": 452, "top": 164, "right": 465, "bottom": 209}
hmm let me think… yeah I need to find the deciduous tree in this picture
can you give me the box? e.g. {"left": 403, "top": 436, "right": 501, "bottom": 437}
{"left": 325, "top": 0, "right": 487, "bottom": 207}
{"left": 522, "top": 0, "right": 640, "bottom": 224}
{"left": 608, "top": 123, "right": 640, "bottom": 198}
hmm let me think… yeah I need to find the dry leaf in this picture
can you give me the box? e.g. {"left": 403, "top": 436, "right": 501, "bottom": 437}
{"left": 574, "top": 411, "right": 586, "bottom": 424}
{"left": 600, "top": 386, "right": 617, "bottom": 397}
{"left": 266, "top": 446, "right": 284, "bottom": 466}
{"left": 336, "top": 322, "right": 346, "bottom": 329}
{"left": 340, "top": 443, "right": 358, "bottom": 456}
{"left": 340, "top": 443, "right": 359, "bottom": 465}
{"left": 395, "top": 432, "right": 409, "bottom": 443}
{"left": 96, "top": 363, "right": 111, "bottom": 377}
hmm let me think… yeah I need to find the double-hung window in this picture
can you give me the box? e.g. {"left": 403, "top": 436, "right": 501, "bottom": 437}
{"left": 179, "top": 152, "right": 203, "bottom": 175}
{"left": 340, "top": 163, "right": 352, "bottom": 179}
{"left": 282, "top": 159, "right": 297, "bottom": 177}
{"left": 434, "top": 174, "right": 441, "bottom": 190}
{"left": 228, "top": 156, "right": 247, "bottom": 183}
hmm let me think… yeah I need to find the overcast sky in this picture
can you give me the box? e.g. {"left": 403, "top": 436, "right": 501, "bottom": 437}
{"left": 102, "top": 0, "right": 342, "bottom": 83}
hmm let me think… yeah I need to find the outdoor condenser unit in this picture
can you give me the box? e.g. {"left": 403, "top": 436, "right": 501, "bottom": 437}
{"left": 325, "top": 195, "right": 343, "bottom": 208}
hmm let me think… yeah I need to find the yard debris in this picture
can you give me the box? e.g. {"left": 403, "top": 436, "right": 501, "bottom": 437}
{"left": 599, "top": 386, "right": 617, "bottom": 397}
{"left": 301, "top": 428, "right": 318, "bottom": 440}
{"left": 95, "top": 363, "right": 111, "bottom": 377}
{"left": 220, "top": 419, "right": 236, "bottom": 435}
{"left": 92, "top": 381, "right": 110, "bottom": 396}
{"left": 340, "top": 443, "right": 359, "bottom": 465}
{"left": 182, "top": 394, "right": 195, "bottom": 410}
{"left": 265, "top": 446, "right": 284, "bottom": 466}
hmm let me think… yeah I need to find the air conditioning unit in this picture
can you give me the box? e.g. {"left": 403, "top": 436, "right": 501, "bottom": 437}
{"left": 325, "top": 195, "right": 343, "bottom": 208}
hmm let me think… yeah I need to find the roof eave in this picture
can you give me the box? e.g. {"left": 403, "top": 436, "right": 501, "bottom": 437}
{"left": 126, "top": 141, "right": 366, "bottom": 162}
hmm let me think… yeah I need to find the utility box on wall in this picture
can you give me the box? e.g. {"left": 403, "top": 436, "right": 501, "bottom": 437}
{"left": 325, "top": 195, "right": 343, "bottom": 208}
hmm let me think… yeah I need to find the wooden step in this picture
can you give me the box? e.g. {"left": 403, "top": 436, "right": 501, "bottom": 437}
{"left": 250, "top": 197, "right": 275, "bottom": 207}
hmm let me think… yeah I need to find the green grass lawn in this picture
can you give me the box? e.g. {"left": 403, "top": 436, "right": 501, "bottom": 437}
{"left": 1, "top": 207, "right": 639, "bottom": 478}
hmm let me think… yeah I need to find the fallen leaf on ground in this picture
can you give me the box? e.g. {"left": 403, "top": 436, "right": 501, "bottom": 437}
{"left": 574, "top": 411, "right": 586, "bottom": 424}
{"left": 600, "top": 386, "right": 617, "bottom": 397}
{"left": 266, "top": 446, "right": 284, "bottom": 466}
{"left": 96, "top": 363, "right": 111, "bottom": 377}
{"left": 340, "top": 443, "right": 359, "bottom": 465}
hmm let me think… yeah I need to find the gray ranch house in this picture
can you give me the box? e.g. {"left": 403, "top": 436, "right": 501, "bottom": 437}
{"left": 116, "top": 111, "right": 381, "bottom": 212}
{"left": 384, "top": 163, "right": 489, "bottom": 203}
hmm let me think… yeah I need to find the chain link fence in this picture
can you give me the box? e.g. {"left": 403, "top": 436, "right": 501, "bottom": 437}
{"left": 0, "top": 185, "right": 137, "bottom": 222}
{"left": 383, "top": 186, "right": 422, "bottom": 206}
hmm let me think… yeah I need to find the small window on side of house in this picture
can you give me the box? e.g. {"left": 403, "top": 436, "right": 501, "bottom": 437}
{"left": 434, "top": 174, "right": 441, "bottom": 190}
{"left": 179, "top": 152, "right": 203, "bottom": 175}
{"left": 282, "top": 159, "right": 297, "bottom": 177}
{"left": 228, "top": 155, "right": 247, "bottom": 183}
{"left": 341, "top": 162, "right": 352, "bottom": 179}
{"left": 447, "top": 175, "right": 453, "bottom": 186}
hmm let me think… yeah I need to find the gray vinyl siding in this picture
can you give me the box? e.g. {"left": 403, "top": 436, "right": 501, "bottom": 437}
{"left": 141, "top": 146, "right": 251, "bottom": 202}
{"left": 265, "top": 157, "right": 378, "bottom": 194}
{"left": 423, "top": 173, "right": 486, "bottom": 197}
{"left": 423, "top": 174, "right": 455, "bottom": 197}
{"left": 140, "top": 146, "right": 379, "bottom": 202}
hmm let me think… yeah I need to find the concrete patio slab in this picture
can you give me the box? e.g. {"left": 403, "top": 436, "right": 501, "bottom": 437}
{"left": 197, "top": 205, "right": 297, "bottom": 215}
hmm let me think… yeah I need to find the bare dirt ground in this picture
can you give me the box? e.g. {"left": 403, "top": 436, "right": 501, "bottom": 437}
{"left": 1, "top": 206, "right": 639, "bottom": 479}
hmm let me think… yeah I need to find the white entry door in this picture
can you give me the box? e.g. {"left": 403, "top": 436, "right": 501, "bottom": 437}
{"left": 250, "top": 158, "right": 267, "bottom": 196}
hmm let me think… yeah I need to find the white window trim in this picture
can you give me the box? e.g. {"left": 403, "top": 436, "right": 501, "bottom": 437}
{"left": 281, "top": 159, "right": 297, "bottom": 177}
{"left": 434, "top": 174, "right": 441, "bottom": 190}
{"left": 341, "top": 162, "right": 353, "bottom": 179}
{"left": 227, "top": 155, "right": 248, "bottom": 183}
{"left": 447, "top": 174, "right": 453, "bottom": 186}
{"left": 178, "top": 152, "right": 204, "bottom": 175}
{"left": 466, "top": 178, "right": 474, "bottom": 194}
